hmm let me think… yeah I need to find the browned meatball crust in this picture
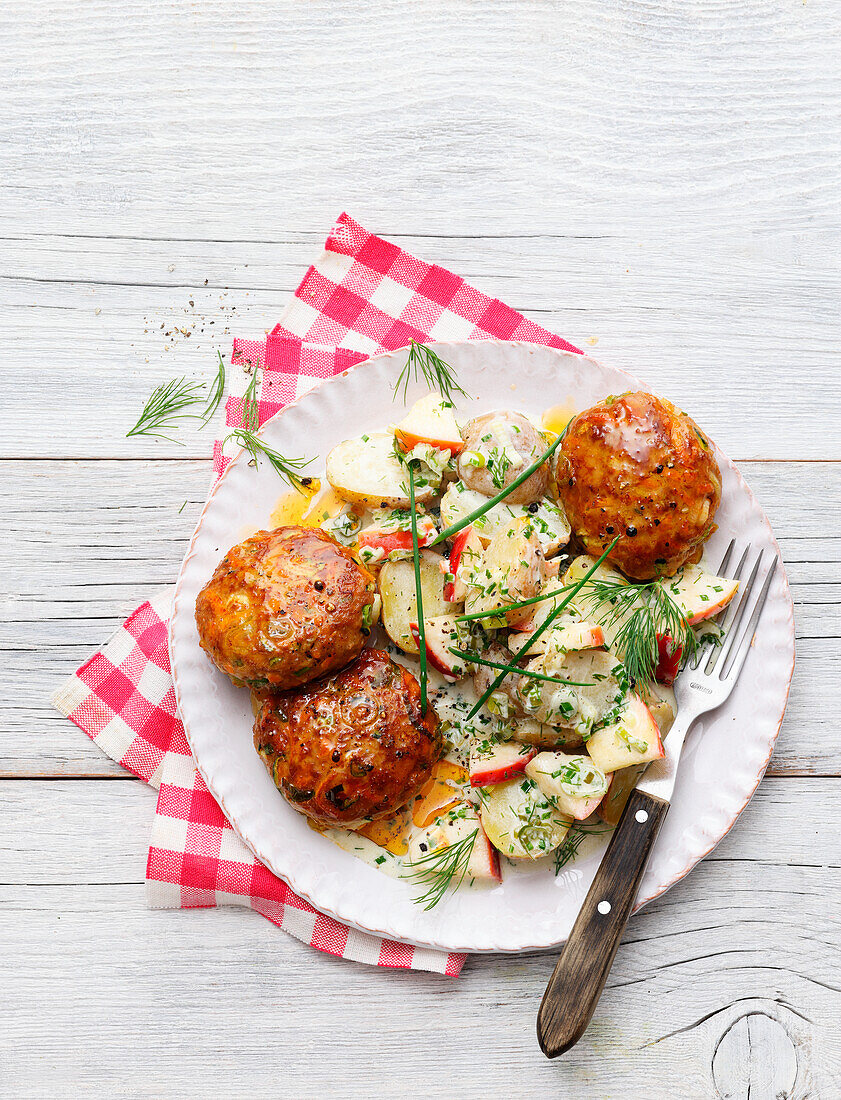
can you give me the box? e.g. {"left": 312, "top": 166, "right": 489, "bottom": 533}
{"left": 253, "top": 649, "right": 442, "bottom": 826}
{"left": 195, "top": 526, "right": 376, "bottom": 691}
{"left": 557, "top": 392, "right": 722, "bottom": 579}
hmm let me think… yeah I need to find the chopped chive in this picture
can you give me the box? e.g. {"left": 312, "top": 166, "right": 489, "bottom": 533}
{"left": 466, "top": 537, "right": 620, "bottom": 719}
{"left": 408, "top": 463, "right": 427, "bottom": 715}
{"left": 446, "top": 648, "right": 595, "bottom": 687}
{"left": 456, "top": 585, "right": 569, "bottom": 623}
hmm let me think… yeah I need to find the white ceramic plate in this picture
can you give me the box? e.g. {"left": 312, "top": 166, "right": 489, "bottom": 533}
{"left": 170, "top": 341, "right": 795, "bottom": 954}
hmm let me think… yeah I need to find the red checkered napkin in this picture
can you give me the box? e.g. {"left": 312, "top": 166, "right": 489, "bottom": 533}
{"left": 53, "top": 213, "right": 581, "bottom": 974}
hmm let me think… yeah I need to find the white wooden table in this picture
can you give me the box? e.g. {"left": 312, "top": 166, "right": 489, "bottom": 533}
{"left": 2, "top": 3, "right": 839, "bottom": 1096}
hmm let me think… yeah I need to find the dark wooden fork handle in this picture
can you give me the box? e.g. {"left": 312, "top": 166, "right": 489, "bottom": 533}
{"left": 537, "top": 788, "right": 670, "bottom": 1058}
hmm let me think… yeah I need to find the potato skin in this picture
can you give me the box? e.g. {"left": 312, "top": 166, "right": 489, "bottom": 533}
{"left": 557, "top": 392, "right": 721, "bottom": 579}
{"left": 195, "top": 526, "right": 376, "bottom": 691}
{"left": 458, "top": 411, "right": 550, "bottom": 504}
{"left": 253, "top": 649, "right": 442, "bottom": 826}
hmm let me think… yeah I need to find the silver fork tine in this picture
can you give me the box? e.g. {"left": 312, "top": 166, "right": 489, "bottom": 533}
{"left": 704, "top": 545, "right": 752, "bottom": 672}
{"left": 716, "top": 537, "right": 736, "bottom": 576}
{"left": 712, "top": 550, "right": 764, "bottom": 670}
{"left": 721, "top": 558, "right": 778, "bottom": 681}
{"left": 719, "top": 545, "right": 751, "bottom": 631}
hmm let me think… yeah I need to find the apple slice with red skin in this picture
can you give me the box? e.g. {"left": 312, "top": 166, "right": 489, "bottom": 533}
{"left": 654, "top": 633, "right": 682, "bottom": 685}
{"left": 665, "top": 564, "right": 739, "bottom": 625}
{"left": 525, "top": 752, "right": 611, "bottom": 820}
{"left": 442, "top": 526, "right": 481, "bottom": 602}
{"left": 358, "top": 514, "right": 437, "bottom": 558}
{"left": 409, "top": 615, "right": 467, "bottom": 682}
{"left": 586, "top": 692, "right": 664, "bottom": 773}
{"left": 394, "top": 393, "right": 464, "bottom": 454}
{"left": 470, "top": 740, "right": 537, "bottom": 787}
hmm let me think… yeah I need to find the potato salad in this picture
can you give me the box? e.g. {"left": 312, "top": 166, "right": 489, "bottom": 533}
{"left": 283, "top": 384, "right": 737, "bottom": 903}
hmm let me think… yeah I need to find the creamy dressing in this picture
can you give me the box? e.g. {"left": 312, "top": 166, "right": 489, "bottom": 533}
{"left": 262, "top": 400, "right": 683, "bottom": 896}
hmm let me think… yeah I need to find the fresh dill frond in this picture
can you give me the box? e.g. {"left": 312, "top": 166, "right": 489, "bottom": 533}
{"left": 574, "top": 577, "right": 698, "bottom": 690}
{"left": 407, "top": 462, "right": 428, "bottom": 715}
{"left": 405, "top": 829, "right": 478, "bottom": 910}
{"left": 553, "top": 822, "right": 612, "bottom": 875}
{"left": 201, "top": 351, "right": 226, "bottom": 425}
{"left": 240, "top": 363, "right": 261, "bottom": 430}
{"left": 224, "top": 429, "right": 314, "bottom": 492}
{"left": 393, "top": 341, "right": 470, "bottom": 405}
{"left": 126, "top": 376, "right": 207, "bottom": 443}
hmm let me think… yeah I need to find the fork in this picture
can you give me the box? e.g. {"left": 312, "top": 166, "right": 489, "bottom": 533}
{"left": 536, "top": 540, "right": 778, "bottom": 1058}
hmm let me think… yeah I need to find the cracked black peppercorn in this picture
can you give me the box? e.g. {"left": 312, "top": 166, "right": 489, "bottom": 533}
{"left": 626, "top": 525, "right": 637, "bottom": 537}
{"left": 528, "top": 502, "right": 539, "bottom": 513}
{"left": 314, "top": 579, "right": 325, "bottom": 591}
{"left": 331, "top": 750, "right": 341, "bottom": 763}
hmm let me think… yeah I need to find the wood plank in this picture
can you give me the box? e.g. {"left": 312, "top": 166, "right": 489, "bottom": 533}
{"left": 1, "top": 230, "right": 838, "bottom": 460}
{"left": 2, "top": 0, "right": 839, "bottom": 243}
{"left": 0, "top": 777, "right": 838, "bottom": 1097}
{"left": 2, "top": 458, "right": 835, "bottom": 777}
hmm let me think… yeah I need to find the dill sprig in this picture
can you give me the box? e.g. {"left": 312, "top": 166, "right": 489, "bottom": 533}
{"left": 574, "top": 577, "right": 698, "bottom": 689}
{"left": 239, "top": 363, "right": 261, "bottom": 430}
{"left": 127, "top": 376, "right": 208, "bottom": 444}
{"left": 447, "top": 648, "right": 595, "bottom": 688}
{"left": 224, "top": 429, "right": 314, "bottom": 493}
{"left": 393, "top": 340, "right": 470, "bottom": 405}
{"left": 553, "top": 822, "right": 611, "bottom": 875}
{"left": 201, "top": 352, "right": 226, "bottom": 425}
{"left": 466, "top": 537, "right": 620, "bottom": 719}
{"left": 431, "top": 432, "right": 565, "bottom": 547}
{"left": 407, "top": 462, "right": 428, "bottom": 715}
{"left": 405, "top": 829, "right": 478, "bottom": 910}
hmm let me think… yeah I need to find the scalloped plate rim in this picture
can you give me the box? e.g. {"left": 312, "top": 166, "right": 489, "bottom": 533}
{"left": 169, "top": 341, "right": 795, "bottom": 954}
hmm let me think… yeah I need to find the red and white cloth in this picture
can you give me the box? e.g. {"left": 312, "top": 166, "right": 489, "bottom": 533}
{"left": 53, "top": 213, "right": 580, "bottom": 975}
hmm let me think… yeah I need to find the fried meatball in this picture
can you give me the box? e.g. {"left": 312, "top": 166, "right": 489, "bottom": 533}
{"left": 195, "top": 526, "right": 376, "bottom": 691}
{"left": 458, "top": 411, "right": 550, "bottom": 504}
{"left": 253, "top": 649, "right": 442, "bottom": 826}
{"left": 558, "top": 392, "right": 722, "bottom": 579}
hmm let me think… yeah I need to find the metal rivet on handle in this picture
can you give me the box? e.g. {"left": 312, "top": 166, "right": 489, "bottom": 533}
{"left": 597, "top": 901, "right": 611, "bottom": 915}
{"left": 635, "top": 810, "right": 649, "bottom": 823}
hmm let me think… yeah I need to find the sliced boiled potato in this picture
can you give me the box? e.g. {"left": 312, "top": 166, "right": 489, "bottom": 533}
{"left": 562, "top": 555, "right": 639, "bottom": 649}
{"left": 439, "top": 482, "right": 570, "bottom": 556}
{"left": 465, "top": 516, "right": 545, "bottom": 625}
{"left": 379, "top": 550, "right": 458, "bottom": 654}
{"left": 479, "top": 776, "right": 571, "bottom": 859}
{"left": 326, "top": 432, "right": 436, "bottom": 508}
{"left": 515, "top": 649, "right": 625, "bottom": 737}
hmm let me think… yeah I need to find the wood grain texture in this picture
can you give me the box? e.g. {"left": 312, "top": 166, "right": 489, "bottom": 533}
{"left": 1, "top": 777, "right": 839, "bottom": 1098}
{"left": 2, "top": 0, "right": 839, "bottom": 1093}
{"left": 1, "top": 459, "right": 834, "bottom": 777}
